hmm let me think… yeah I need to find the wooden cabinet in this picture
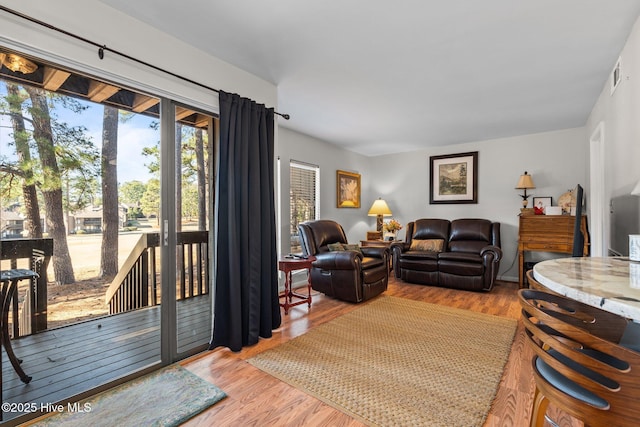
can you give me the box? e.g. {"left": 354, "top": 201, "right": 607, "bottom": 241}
{"left": 360, "top": 240, "right": 395, "bottom": 248}
{"left": 518, "top": 215, "right": 589, "bottom": 288}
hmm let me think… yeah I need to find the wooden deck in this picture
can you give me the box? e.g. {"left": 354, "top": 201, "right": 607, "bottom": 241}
{"left": 1, "top": 296, "right": 211, "bottom": 425}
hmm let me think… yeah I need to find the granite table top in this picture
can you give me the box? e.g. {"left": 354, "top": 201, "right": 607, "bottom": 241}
{"left": 533, "top": 256, "right": 640, "bottom": 322}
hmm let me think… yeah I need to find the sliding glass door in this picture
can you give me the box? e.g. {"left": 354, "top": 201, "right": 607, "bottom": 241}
{"left": 0, "top": 46, "right": 215, "bottom": 422}
{"left": 172, "top": 104, "right": 214, "bottom": 358}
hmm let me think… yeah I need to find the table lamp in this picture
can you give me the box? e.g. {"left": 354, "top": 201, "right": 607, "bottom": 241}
{"left": 515, "top": 171, "right": 535, "bottom": 215}
{"left": 368, "top": 198, "right": 392, "bottom": 233}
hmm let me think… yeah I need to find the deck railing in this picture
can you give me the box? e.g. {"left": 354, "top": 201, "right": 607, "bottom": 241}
{"left": 0, "top": 238, "right": 54, "bottom": 336}
{"left": 105, "top": 231, "right": 209, "bottom": 314}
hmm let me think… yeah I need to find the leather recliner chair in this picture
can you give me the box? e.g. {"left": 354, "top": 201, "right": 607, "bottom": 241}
{"left": 298, "top": 220, "right": 389, "bottom": 303}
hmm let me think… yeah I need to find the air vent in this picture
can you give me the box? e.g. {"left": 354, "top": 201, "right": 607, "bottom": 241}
{"left": 611, "top": 56, "right": 622, "bottom": 94}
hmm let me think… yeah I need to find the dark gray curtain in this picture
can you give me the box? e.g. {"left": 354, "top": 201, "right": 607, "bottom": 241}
{"left": 210, "top": 90, "right": 281, "bottom": 352}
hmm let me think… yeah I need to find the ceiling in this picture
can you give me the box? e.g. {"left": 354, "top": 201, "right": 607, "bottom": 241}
{"left": 98, "top": 0, "right": 640, "bottom": 156}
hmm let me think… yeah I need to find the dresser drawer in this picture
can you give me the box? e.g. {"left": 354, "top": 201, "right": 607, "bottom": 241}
{"left": 523, "top": 242, "right": 570, "bottom": 252}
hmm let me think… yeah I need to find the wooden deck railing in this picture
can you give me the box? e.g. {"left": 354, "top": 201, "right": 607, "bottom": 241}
{"left": 0, "top": 238, "right": 54, "bottom": 336}
{"left": 105, "top": 231, "right": 209, "bottom": 314}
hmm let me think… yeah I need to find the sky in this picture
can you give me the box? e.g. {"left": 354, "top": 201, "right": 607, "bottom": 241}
{"left": 0, "top": 83, "right": 159, "bottom": 184}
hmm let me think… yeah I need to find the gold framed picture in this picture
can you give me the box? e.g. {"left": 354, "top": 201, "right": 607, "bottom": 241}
{"left": 336, "top": 170, "right": 361, "bottom": 208}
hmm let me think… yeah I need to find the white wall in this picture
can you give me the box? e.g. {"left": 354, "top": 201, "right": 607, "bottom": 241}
{"left": 279, "top": 125, "right": 588, "bottom": 282}
{"left": 278, "top": 127, "right": 371, "bottom": 255}
{"left": 586, "top": 14, "right": 640, "bottom": 254}
{"left": 367, "top": 128, "right": 588, "bottom": 281}
{"left": 0, "top": 1, "right": 277, "bottom": 114}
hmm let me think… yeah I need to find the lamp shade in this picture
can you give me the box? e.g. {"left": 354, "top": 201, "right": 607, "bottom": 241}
{"left": 632, "top": 179, "right": 640, "bottom": 196}
{"left": 515, "top": 171, "right": 535, "bottom": 190}
{"left": 368, "top": 199, "right": 392, "bottom": 216}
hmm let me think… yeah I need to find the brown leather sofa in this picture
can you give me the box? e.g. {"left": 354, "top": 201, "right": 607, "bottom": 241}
{"left": 391, "top": 218, "right": 502, "bottom": 291}
{"left": 298, "top": 220, "right": 389, "bottom": 303}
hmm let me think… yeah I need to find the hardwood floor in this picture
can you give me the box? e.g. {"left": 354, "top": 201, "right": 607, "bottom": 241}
{"left": 182, "top": 278, "right": 582, "bottom": 427}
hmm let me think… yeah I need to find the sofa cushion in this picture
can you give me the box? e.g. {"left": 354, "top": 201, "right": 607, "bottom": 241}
{"left": 448, "top": 219, "right": 492, "bottom": 253}
{"left": 398, "top": 257, "right": 438, "bottom": 272}
{"left": 412, "top": 219, "right": 450, "bottom": 240}
{"left": 410, "top": 238, "right": 444, "bottom": 252}
{"left": 327, "top": 242, "right": 345, "bottom": 251}
{"left": 438, "top": 259, "right": 484, "bottom": 276}
{"left": 437, "top": 251, "right": 483, "bottom": 263}
{"left": 343, "top": 243, "right": 363, "bottom": 253}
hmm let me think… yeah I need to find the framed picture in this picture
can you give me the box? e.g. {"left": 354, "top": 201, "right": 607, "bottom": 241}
{"left": 336, "top": 170, "right": 361, "bottom": 208}
{"left": 429, "top": 151, "right": 478, "bottom": 204}
{"left": 533, "top": 197, "right": 552, "bottom": 209}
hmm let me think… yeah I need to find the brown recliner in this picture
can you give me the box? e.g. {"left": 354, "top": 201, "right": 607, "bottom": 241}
{"left": 298, "top": 220, "right": 389, "bottom": 303}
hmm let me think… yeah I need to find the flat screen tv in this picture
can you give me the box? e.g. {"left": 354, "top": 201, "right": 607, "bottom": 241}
{"left": 572, "top": 184, "right": 585, "bottom": 257}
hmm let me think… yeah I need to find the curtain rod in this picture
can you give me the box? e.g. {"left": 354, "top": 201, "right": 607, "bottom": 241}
{"left": 0, "top": 5, "right": 290, "bottom": 120}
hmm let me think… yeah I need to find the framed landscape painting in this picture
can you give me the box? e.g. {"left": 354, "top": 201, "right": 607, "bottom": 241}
{"left": 429, "top": 151, "right": 478, "bottom": 204}
{"left": 336, "top": 170, "right": 361, "bottom": 208}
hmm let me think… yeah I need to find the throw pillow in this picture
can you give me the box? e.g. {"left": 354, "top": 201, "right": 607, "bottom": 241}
{"left": 409, "top": 238, "right": 444, "bottom": 252}
{"left": 343, "top": 243, "right": 362, "bottom": 253}
{"left": 327, "top": 242, "right": 345, "bottom": 251}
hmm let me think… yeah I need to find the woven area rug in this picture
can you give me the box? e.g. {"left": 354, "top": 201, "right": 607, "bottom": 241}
{"left": 248, "top": 295, "right": 517, "bottom": 427}
{"left": 34, "top": 364, "right": 226, "bottom": 427}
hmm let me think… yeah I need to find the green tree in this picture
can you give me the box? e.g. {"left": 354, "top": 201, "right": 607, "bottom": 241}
{"left": 25, "top": 86, "right": 76, "bottom": 284}
{"left": 4, "top": 83, "right": 42, "bottom": 237}
{"left": 120, "top": 180, "right": 146, "bottom": 209}
{"left": 140, "top": 178, "right": 160, "bottom": 221}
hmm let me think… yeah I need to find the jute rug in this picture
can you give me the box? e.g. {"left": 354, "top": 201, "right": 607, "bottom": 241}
{"left": 248, "top": 295, "right": 517, "bottom": 426}
{"left": 34, "top": 364, "right": 226, "bottom": 427}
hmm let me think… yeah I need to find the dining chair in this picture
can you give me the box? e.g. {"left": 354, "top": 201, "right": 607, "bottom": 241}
{"left": 518, "top": 288, "right": 640, "bottom": 427}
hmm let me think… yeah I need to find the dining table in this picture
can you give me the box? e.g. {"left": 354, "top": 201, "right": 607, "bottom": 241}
{"left": 533, "top": 256, "right": 640, "bottom": 322}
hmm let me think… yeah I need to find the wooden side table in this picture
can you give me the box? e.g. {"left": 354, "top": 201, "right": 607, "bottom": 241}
{"left": 360, "top": 239, "right": 394, "bottom": 248}
{"left": 278, "top": 257, "right": 314, "bottom": 315}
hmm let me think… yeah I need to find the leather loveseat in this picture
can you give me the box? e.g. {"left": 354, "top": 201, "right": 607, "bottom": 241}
{"left": 391, "top": 218, "right": 502, "bottom": 291}
{"left": 298, "top": 219, "right": 389, "bottom": 303}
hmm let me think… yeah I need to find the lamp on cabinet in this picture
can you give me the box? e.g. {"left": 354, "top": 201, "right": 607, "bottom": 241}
{"left": 515, "top": 171, "right": 536, "bottom": 215}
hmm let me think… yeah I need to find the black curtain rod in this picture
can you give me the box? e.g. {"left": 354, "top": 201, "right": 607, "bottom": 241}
{"left": 0, "top": 5, "right": 290, "bottom": 120}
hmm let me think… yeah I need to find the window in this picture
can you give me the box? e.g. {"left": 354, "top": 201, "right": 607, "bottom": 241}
{"left": 289, "top": 161, "right": 319, "bottom": 253}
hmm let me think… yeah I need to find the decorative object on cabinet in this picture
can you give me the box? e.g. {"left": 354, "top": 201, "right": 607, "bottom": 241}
{"left": 429, "top": 151, "right": 478, "bottom": 204}
{"left": 557, "top": 188, "right": 576, "bottom": 214}
{"left": 533, "top": 197, "right": 552, "bottom": 214}
{"left": 515, "top": 171, "right": 536, "bottom": 215}
{"left": 383, "top": 219, "right": 402, "bottom": 240}
{"left": 368, "top": 198, "right": 392, "bottom": 232}
{"left": 544, "top": 206, "right": 562, "bottom": 215}
{"left": 336, "top": 170, "right": 361, "bottom": 208}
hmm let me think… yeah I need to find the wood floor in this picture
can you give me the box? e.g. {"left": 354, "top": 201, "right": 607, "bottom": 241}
{"left": 181, "top": 277, "right": 582, "bottom": 427}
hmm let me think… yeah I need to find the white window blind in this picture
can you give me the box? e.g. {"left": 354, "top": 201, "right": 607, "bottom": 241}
{"left": 290, "top": 160, "right": 319, "bottom": 253}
